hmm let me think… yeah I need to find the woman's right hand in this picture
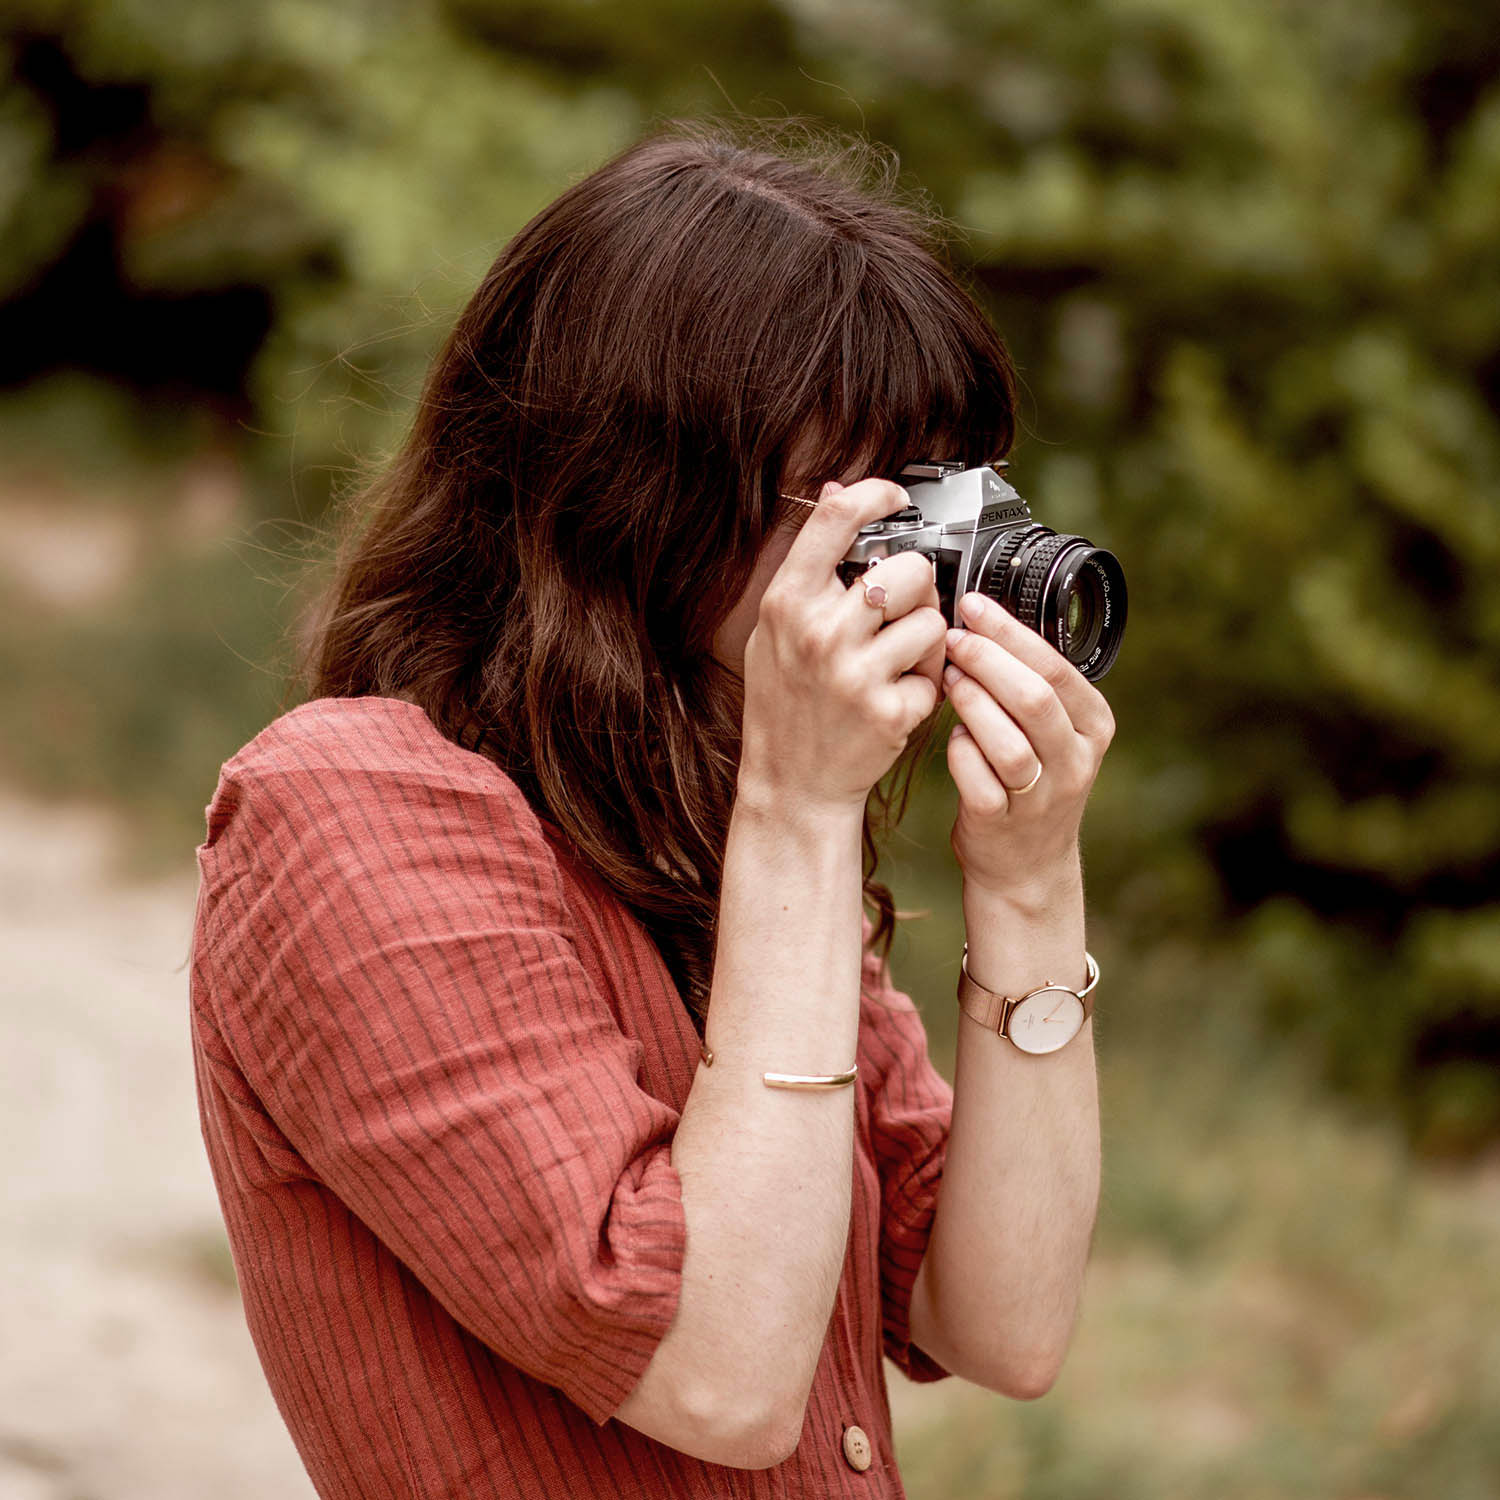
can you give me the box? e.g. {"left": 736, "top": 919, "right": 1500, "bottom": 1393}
{"left": 738, "top": 479, "right": 949, "bottom": 816}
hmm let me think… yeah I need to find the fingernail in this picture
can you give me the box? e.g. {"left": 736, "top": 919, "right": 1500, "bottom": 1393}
{"left": 946, "top": 627, "right": 967, "bottom": 651}
{"left": 943, "top": 664, "right": 961, "bottom": 686}
{"left": 950, "top": 723, "right": 969, "bottom": 740}
{"left": 822, "top": 480, "right": 844, "bottom": 497}
{"left": 959, "top": 594, "right": 988, "bottom": 624}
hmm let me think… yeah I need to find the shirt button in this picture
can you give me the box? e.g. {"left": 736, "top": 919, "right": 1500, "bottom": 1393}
{"left": 842, "top": 1423, "right": 873, "bottom": 1472}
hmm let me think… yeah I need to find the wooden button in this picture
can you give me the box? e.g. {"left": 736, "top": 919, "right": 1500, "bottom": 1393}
{"left": 842, "top": 1423, "right": 872, "bottom": 1471}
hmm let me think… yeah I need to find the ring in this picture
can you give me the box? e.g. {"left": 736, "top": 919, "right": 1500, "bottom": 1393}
{"left": 861, "top": 568, "right": 888, "bottom": 615}
{"left": 1006, "top": 762, "right": 1043, "bottom": 795}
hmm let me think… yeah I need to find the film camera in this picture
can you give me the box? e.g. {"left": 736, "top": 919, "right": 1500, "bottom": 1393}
{"left": 834, "top": 460, "right": 1127, "bottom": 681}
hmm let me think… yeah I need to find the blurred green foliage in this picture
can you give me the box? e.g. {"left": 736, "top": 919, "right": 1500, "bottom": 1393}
{"left": 1, "top": 0, "right": 1498, "bottom": 1155}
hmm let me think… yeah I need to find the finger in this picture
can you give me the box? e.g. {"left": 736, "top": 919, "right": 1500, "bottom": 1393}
{"left": 914, "top": 616, "right": 947, "bottom": 702}
{"left": 864, "top": 607, "right": 948, "bottom": 683}
{"left": 943, "top": 666, "right": 1043, "bottom": 792}
{"left": 847, "top": 550, "right": 939, "bottom": 633}
{"left": 774, "top": 478, "right": 911, "bottom": 595}
{"left": 954, "top": 592, "right": 1115, "bottom": 742}
{"left": 947, "top": 721, "right": 1010, "bottom": 818}
{"left": 886, "top": 669, "right": 942, "bottom": 731}
{"left": 856, "top": 673, "right": 940, "bottom": 757}
{"left": 944, "top": 624, "right": 1080, "bottom": 768}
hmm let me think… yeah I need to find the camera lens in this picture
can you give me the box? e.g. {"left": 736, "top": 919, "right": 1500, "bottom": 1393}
{"left": 977, "top": 526, "right": 1127, "bottom": 680}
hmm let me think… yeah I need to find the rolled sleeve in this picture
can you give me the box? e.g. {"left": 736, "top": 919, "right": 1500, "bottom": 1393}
{"left": 860, "top": 941, "right": 955, "bottom": 1384}
{"left": 197, "top": 726, "right": 688, "bottom": 1426}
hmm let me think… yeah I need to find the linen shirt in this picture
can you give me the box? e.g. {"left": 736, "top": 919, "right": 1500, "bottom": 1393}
{"left": 190, "top": 696, "right": 955, "bottom": 1499}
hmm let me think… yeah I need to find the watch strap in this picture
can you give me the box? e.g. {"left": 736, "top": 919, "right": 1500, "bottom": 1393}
{"left": 956, "top": 946, "right": 1100, "bottom": 1038}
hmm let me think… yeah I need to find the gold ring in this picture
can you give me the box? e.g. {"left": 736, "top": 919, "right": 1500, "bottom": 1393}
{"left": 1007, "top": 762, "right": 1043, "bottom": 795}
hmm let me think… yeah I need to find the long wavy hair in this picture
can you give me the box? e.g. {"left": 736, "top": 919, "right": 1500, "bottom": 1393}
{"left": 303, "top": 117, "right": 1017, "bottom": 1031}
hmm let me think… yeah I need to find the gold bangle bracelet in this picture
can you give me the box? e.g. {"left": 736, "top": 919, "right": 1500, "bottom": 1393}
{"left": 699, "top": 1042, "right": 858, "bottom": 1090}
{"left": 762, "top": 1065, "right": 859, "bottom": 1090}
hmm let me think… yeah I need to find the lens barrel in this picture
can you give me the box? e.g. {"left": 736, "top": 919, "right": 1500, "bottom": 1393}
{"left": 977, "top": 524, "right": 1127, "bottom": 681}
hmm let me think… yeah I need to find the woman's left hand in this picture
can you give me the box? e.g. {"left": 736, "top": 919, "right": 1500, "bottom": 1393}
{"left": 942, "top": 591, "right": 1117, "bottom": 901}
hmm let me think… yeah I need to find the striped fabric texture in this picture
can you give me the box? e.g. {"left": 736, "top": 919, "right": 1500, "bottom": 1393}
{"left": 191, "top": 696, "right": 954, "bottom": 1499}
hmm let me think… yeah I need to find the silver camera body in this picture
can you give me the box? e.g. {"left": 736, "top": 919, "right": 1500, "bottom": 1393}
{"left": 835, "top": 460, "right": 1127, "bottom": 681}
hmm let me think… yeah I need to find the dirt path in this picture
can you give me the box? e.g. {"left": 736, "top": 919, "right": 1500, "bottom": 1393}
{"left": 0, "top": 792, "right": 315, "bottom": 1500}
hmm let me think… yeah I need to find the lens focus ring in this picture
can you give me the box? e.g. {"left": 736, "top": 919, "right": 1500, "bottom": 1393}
{"left": 979, "top": 523, "right": 1047, "bottom": 610}
{"left": 1017, "top": 533, "right": 1071, "bottom": 626}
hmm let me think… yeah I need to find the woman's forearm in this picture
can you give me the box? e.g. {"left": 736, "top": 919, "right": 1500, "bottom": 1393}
{"left": 914, "top": 851, "right": 1100, "bottom": 1397}
{"left": 658, "top": 776, "right": 867, "bottom": 1458}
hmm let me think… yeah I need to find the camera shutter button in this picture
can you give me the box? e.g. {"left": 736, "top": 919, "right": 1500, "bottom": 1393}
{"left": 875, "top": 508, "right": 925, "bottom": 533}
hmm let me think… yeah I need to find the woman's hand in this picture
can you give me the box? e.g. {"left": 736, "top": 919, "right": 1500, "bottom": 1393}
{"left": 942, "top": 591, "right": 1117, "bottom": 901}
{"left": 739, "top": 480, "right": 948, "bottom": 816}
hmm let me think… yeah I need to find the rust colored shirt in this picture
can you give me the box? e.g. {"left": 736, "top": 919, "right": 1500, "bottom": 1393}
{"left": 191, "top": 696, "right": 954, "bottom": 1499}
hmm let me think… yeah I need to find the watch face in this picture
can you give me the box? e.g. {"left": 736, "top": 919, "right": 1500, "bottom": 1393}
{"left": 1007, "top": 989, "right": 1086, "bottom": 1054}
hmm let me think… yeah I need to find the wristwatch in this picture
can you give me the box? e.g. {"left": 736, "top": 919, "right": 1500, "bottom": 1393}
{"left": 956, "top": 945, "right": 1099, "bottom": 1055}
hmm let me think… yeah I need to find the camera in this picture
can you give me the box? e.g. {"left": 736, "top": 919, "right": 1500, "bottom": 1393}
{"left": 835, "top": 460, "right": 1128, "bottom": 681}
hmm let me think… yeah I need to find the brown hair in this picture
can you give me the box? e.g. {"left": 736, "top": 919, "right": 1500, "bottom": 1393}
{"left": 303, "top": 116, "right": 1017, "bottom": 1030}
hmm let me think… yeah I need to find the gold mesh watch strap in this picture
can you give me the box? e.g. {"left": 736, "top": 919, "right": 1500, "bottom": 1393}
{"left": 956, "top": 946, "right": 1100, "bottom": 1037}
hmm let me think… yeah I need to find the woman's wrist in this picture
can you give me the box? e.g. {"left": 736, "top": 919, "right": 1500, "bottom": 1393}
{"left": 959, "top": 843, "right": 1083, "bottom": 922}
{"left": 959, "top": 845, "right": 1085, "bottom": 993}
{"left": 733, "top": 768, "right": 868, "bottom": 835}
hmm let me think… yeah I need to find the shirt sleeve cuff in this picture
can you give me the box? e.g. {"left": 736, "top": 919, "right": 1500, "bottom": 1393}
{"left": 880, "top": 1139, "right": 953, "bottom": 1384}
{"left": 570, "top": 1143, "right": 691, "bottom": 1426}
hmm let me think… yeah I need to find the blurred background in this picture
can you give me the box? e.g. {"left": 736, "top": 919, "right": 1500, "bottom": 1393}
{"left": 2, "top": 0, "right": 1498, "bottom": 1496}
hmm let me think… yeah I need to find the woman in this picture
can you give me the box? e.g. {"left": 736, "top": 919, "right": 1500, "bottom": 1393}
{"left": 191, "top": 118, "right": 1112, "bottom": 1498}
